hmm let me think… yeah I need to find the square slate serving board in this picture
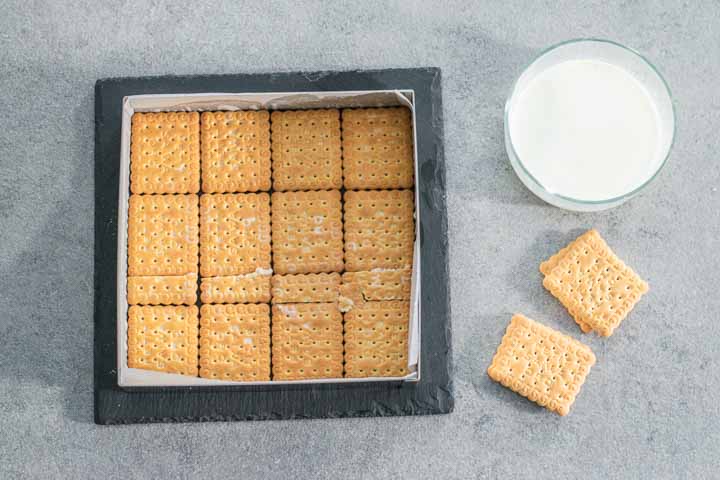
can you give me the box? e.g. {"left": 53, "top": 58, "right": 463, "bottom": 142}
{"left": 94, "top": 68, "right": 452, "bottom": 424}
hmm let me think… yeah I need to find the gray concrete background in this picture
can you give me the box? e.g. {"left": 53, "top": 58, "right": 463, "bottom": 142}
{"left": 1, "top": 1, "right": 718, "bottom": 478}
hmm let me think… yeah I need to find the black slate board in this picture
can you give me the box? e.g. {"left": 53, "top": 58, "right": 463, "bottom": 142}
{"left": 94, "top": 68, "right": 452, "bottom": 424}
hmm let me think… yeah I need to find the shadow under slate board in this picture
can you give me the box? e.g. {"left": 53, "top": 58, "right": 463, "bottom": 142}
{"left": 94, "top": 68, "right": 452, "bottom": 424}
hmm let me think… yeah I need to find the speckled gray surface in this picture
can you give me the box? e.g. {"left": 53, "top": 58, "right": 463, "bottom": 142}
{"left": 1, "top": 1, "right": 719, "bottom": 478}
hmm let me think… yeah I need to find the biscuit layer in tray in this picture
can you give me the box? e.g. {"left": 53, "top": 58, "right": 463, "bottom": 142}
{"left": 126, "top": 107, "right": 415, "bottom": 381}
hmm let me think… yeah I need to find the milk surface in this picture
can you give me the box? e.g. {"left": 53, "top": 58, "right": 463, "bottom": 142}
{"left": 508, "top": 59, "right": 662, "bottom": 201}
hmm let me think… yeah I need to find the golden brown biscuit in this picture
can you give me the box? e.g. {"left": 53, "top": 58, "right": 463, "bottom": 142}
{"left": 271, "top": 273, "right": 340, "bottom": 304}
{"left": 542, "top": 229, "right": 649, "bottom": 336}
{"left": 127, "top": 305, "right": 199, "bottom": 376}
{"left": 271, "top": 109, "right": 342, "bottom": 191}
{"left": 341, "top": 269, "right": 411, "bottom": 302}
{"left": 199, "top": 193, "right": 271, "bottom": 277}
{"left": 344, "top": 301, "right": 410, "bottom": 378}
{"left": 200, "top": 272, "right": 271, "bottom": 304}
{"left": 271, "top": 303, "right": 343, "bottom": 380}
{"left": 343, "top": 190, "right": 414, "bottom": 271}
{"left": 271, "top": 190, "right": 344, "bottom": 274}
{"left": 540, "top": 238, "right": 579, "bottom": 276}
{"left": 200, "top": 111, "right": 271, "bottom": 193}
{"left": 487, "top": 314, "right": 596, "bottom": 416}
{"left": 199, "top": 304, "right": 270, "bottom": 381}
{"left": 127, "top": 273, "right": 197, "bottom": 305}
{"left": 539, "top": 235, "right": 592, "bottom": 332}
{"left": 127, "top": 194, "right": 199, "bottom": 276}
{"left": 130, "top": 112, "right": 200, "bottom": 194}
{"left": 342, "top": 107, "right": 414, "bottom": 189}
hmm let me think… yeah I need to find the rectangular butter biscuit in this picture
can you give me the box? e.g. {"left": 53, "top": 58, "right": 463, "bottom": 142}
{"left": 199, "top": 304, "right": 271, "bottom": 381}
{"left": 540, "top": 239, "right": 578, "bottom": 276}
{"left": 542, "top": 229, "right": 649, "bottom": 337}
{"left": 271, "top": 109, "right": 342, "bottom": 191}
{"left": 343, "top": 190, "right": 414, "bottom": 271}
{"left": 341, "top": 269, "right": 411, "bottom": 302}
{"left": 127, "top": 194, "right": 199, "bottom": 276}
{"left": 127, "top": 273, "right": 197, "bottom": 305}
{"left": 271, "top": 273, "right": 340, "bottom": 304}
{"left": 127, "top": 305, "right": 199, "bottom": 376}
{"left": 342, "top": 107, "right": 414, "bottom": 189}
{"left": 539, "top": 235, "right": 591, "bottom": 332}
{"left": 271, "top": 303, "right": 343, "bottom": 380}
{"left": 200, "top": 111, "right": 271, "bottom": 193}
{"left": 344, "top": 300, "right": 410, "bottom": 378}
{"left": 271, "top": 190, "right": 344, "bottom": 274}
{"left": 200, "top": 193, "right": 271, "bottom": 277}
{"left": 200, "top": 271, "right": 271, "bottom": 304}
{"left": 487, "top": 314, "right": 596, "bottom": 416}
{"left": 130, "top": 112, "right": 200, "bottom": 194}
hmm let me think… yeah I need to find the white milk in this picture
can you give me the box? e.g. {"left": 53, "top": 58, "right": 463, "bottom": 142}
{"left": 508, "top": 59, "right": 662, "bottom": 201}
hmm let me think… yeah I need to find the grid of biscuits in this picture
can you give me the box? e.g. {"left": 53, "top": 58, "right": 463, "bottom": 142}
{"left": 126, "top": 107, "right": 414, "bottom": 381}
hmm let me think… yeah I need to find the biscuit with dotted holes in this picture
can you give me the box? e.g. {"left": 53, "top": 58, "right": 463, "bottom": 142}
{"left": 130, "top": 112, "right": 200, "bottom": 194}
{"left": 540, "top": 238, "right": 579, "bottom": 276}
{"left": 199, "top": 304, "right": 270, "bottom": 381}
{"left": 344, "top": 300, "right": 410, "bottom": 378}
{"left": 487, "top": 314, "right": 596, "bottom": 416}
{"left": 200, "top": 273, "right": 271, "bottom": 304}
{"left": 127, "top": 194, "right": 199, "bottom": 276}
{"left": 271, "top": 109, "right": 342, "bottom": 191}
{"left": 200, "top": 111, "right": 271, "bottom": 193}
{"left": 338, "top": 269, "right": 411, "bottom": 312}
{"left": 341, "top": 269, "right": 411, "bottom": 302}
{"left": 271, "top": 273, "right": 340, "bottom": 304}
{"left": 343, "top": 190, "right": 414, "bottom": 271}
{"left": 271, "top": 190, "right": 344, "bottom": 274}
{"left": 271, "top": 303, "right": 343, "bottom": 380}
{"left": 540, "top": 235, "right": 592, "bottom": 332}
{"left": 127, "top": 273, "right": 197, "bottom": 305}
{"left": 342, "top": 107, "right": 414, "bottom": 189}
{"left": 127, "top": 305, "right": 199, "bottom": 376}
{"left": 199, "top": 193, "right": 271, "bottom": 277}
{"left": 542, "top": 229, "right": 649, "bottom": 336}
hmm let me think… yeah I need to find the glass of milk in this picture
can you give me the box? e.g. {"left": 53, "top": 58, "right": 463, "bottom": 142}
{"left": 505, "top": 39, "right": 675, "bottom": 211}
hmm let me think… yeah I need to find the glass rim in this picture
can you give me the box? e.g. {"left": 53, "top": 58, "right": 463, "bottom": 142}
{"left": 504, "top": 38, "right": 677, "bottom": 205}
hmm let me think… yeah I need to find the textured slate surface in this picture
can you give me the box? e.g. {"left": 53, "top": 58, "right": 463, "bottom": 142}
{"left": 94, "top": 68, "right": 452, "bottom": 424}
{"left": 1, "top": 1, "right": 719, "bottom": 478}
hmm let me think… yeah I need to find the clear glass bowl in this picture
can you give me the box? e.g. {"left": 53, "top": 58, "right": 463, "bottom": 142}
{"left": 504, "top": 39, "right": 675, "bottom": 212}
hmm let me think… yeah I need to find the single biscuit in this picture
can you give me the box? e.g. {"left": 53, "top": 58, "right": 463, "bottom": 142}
{"left": 271, "top": 303, "right": 343, "bottom": 380}
{"left": 199, "top": 304, "right": 271, "bottom": 381}
{"left": 199, "top": 193, "right": 271, "bottom": 277}
{"left": 127, "top": 194, "right": 199, "bottom": 276}
{"left": 487, "top": 314, "right": 596, "bottom": 416}
{"left": 540, "top": 238, "right": 579, "bottom": 276}
{"left": 341, "top": 269, "right": 411, "bottom": 302}
{"left": 130, "top": 112, "right": 200, "bottom": 194}
{"left": 343, "top": 190, "right": 415, "bottom": 271}
{"left": 200, "top": 272, "right": 271, "bottom": 304}
{"left": 540, "top": 236, "right": 592, "bottom": 332}
{"left": 127, "top": 273, "right": 198, "bottom": 305}
{"left": 270, "top": 109, "right": 342, "bottom": 191}
{"left": 542, "top": 229, "right": 649, "bottom": 337}
{"left": 271, "top": 190, "right": 344, "bottom": 274}
{"left": 271, "top": 273, "right": 340, "bottom": 304}
{"left": 200, "top": 111, "right": 271, "bottom": 193}
{"left": 342, "top": 107, "right": 414, "bottom": 189}
{"left": 127, "top": 305, "right": 199, "bottom": 376}
{"left": 344, "top": 301, "right": 410, "bottom": 378}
